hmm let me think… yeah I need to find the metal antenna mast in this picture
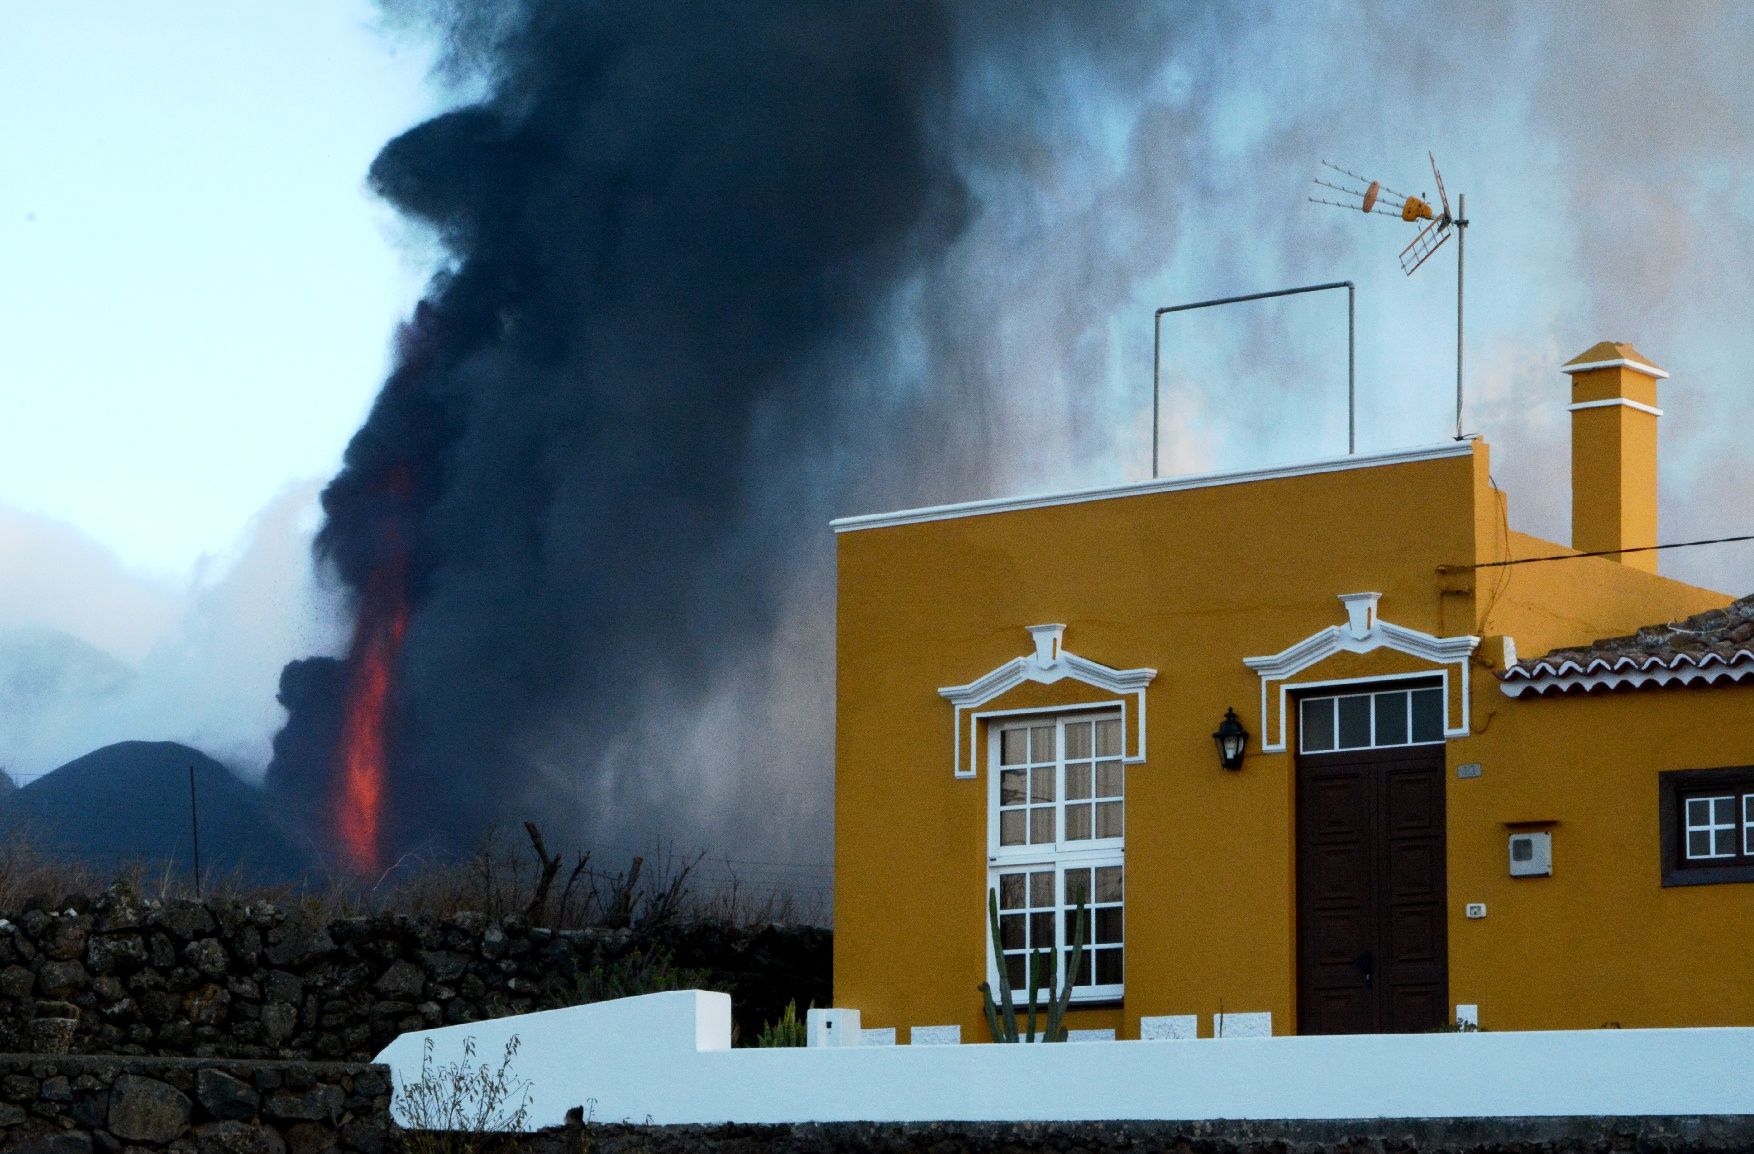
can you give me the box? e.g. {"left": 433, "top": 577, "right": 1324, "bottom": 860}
{"left": 1310, "top": 153, "right": 1469, "bottom": 439}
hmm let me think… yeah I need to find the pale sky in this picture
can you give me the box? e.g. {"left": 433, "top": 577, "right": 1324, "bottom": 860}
{"left": 1, "top": 2, "right": 441, "bottom": 577}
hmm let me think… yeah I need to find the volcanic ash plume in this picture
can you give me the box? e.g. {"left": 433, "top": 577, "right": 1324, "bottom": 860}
{"left": 265, "top": 1, "right": 976, "bottom": 871}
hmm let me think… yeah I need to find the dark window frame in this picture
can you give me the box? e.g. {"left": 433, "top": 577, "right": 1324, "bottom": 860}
{"left": 1659, "top": 766, "right": 1754, "bottom": 887}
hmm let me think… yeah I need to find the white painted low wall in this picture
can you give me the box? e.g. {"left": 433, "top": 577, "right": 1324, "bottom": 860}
{"left": 373, "top": 990, "right": 1754, "bottom": 1129}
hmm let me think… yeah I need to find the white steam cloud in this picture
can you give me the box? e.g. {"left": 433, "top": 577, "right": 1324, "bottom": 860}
{"left": 0, "top": 485, "right": 346, "bottom": 785}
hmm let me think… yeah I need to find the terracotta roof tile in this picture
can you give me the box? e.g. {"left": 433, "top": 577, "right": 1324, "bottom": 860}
{"left": 1500, "top": 593, "right": 1754, "bottom": 694}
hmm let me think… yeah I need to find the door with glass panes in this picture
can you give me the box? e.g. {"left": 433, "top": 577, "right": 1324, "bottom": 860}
{"left": 988, "top": 711, "right": 1125, "bottom": 1003}
{"left": 1295, "top": 682, "right": 1448, "bottom": 1034}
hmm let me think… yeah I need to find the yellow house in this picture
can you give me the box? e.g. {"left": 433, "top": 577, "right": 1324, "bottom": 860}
{"left": 832, "top": 341, "right": 1754, "bottom": 1040}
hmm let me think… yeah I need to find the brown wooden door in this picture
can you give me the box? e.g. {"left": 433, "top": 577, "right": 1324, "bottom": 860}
{"left": 1296, "top": 744, "right": 1448, "bottom": 1034}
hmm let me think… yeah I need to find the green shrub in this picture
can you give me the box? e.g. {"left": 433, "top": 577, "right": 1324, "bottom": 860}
{"left": 571, "top": 945, "right": 712, "bottom": 1005}
{"left": 755, "top": 999, "right": 808, "bottom": 1047}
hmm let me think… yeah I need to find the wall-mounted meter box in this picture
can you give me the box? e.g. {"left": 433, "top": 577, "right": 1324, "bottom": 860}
{"left": 1508, "top": 831, "right": 1552, "bottom": 877}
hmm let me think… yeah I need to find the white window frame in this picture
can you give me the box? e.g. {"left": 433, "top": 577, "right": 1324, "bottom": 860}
{"left": 1685, "top": 794, "right": 1739, "bottom": 860}
{"left": 985, "top": 710, "right": 1124, "bottom": 1004}
{"left": 1296, "top": 683, "right": 1448, "bottom": 754}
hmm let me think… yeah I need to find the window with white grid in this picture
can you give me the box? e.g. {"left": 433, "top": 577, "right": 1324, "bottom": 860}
{"left": 1683, "top": 793, "right": 1749, "bottom": 862}
{"left": 1660, "top": 768, "right": 1754, "bottom": 887}
{"left": 988, "top": 711, "right": 1124, "bottom": 1002}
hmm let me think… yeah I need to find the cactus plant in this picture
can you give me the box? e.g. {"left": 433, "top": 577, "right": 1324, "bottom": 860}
{"left": 978, "top": 886, "right": 1088, "bottom": 1043}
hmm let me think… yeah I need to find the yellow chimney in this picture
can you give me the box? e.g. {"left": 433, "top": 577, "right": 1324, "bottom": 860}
{"left": 1562, "top": 340, "right": 1667, "bottom": 572}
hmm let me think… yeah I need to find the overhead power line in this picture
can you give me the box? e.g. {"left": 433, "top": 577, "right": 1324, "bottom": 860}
{"left": 1446, "top": 532, "right": 1754, "bottom": 572}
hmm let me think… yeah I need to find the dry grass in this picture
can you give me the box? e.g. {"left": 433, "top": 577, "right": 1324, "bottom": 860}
{"left": 0, "top": 817, "right": 828, "bottom": 930}
{"left": 0, "top": 817, "right": 121, "bottom": 909}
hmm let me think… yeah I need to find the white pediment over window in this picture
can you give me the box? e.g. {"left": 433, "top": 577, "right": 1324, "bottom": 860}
{"left": 938, "top": 625, "right": 1157, "bottom": 778}
{"left": 1243, "top": 593, "right": 1480, "bottom": 753}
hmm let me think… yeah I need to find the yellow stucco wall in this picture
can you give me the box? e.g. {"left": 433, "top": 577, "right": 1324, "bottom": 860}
{"left": 834, "top": 439, "right": 1745, "bottom": 1040}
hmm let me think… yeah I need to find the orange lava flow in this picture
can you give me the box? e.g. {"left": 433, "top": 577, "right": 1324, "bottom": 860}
{"left": 335, "top": 572, "right": 408, "bottom": 877}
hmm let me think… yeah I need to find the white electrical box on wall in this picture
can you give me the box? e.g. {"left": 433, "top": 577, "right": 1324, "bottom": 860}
{"left": 1508, "top": 831, "right": 1552, "bottom": 877}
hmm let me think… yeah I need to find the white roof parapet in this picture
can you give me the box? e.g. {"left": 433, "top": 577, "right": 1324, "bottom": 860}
{"left": 831, "top": 442, "right": 1473, "bottom": 534}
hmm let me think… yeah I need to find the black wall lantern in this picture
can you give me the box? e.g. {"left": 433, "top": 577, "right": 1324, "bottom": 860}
{"left": 1213, "top": 707, "right": 1249, "bottom": 770}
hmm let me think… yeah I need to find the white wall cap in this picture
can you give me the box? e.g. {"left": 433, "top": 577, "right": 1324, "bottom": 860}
{"left": 1214, "top": 1011, "right": 1272, "bottom": 1039}
{"left": 831, "top": 442, "right": 1473, "bottom": 534}
{"left": 910, "top": 1025, "right": 961, "bottom": 1046}
{"left": 807, "top": 1007, "right": 863, "bottom": 1048}
{"left": 1140, "top": 1014, "right": 1198, "bottom": 1041}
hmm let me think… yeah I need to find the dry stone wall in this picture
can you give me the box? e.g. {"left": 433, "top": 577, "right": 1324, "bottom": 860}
{"left": 513, "top": 1117, "right": 1754, "bottom": 1154}
{"left": 0, "top": 1054, "right": 386, "bottom": 1153}
{"left": 0, "top": 886, "right": 829, "bottom": 1062}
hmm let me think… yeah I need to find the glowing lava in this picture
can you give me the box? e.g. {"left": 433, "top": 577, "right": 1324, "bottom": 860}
{"left": 335, "top": 561, "right": 408, "bottom": 876}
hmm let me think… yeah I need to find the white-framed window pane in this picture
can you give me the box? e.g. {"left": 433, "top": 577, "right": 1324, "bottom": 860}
{"left": 1064, "top": 720, "right": 1093, "bottom": 758}
{"left": 1029, "top": 870, "right": 1054, "bottom": 907}
{"left": 1096, "top": 762, "right": 1123, "bottom": 798}
{"left": 1066, "top": 805, "right": 1093, "bottom": 840}
{"left": 1030, "top": 911, "right": 1054, "bottom": 945}
{"left": 1095, "top": 719, "right": 1121, "bottom": 757}
{"left": 1410, "top": 688, "right": 1444, "bottom": 742}
{"left": 1030, "top": 766, "right": 1055, "bottom": 802}
{"left": 1301, "top": 697, "right": 1336, "bottom": 752}
{"left": 1029, "top": 808, "right": 1054, "bottom": 844}
{"left": 1685, "top": 795, "right": 1736, "bottom": 859}
{"left": 1000, "top": 768, "right": 1026, "bottom": 805}
{"left": 1744, "top": 794, "right": 1754, "bottom": 857}
{"left": 1066, "top": 765, "right": 1093, "bottom": 801}
{"left": 1029, "top": 725, "right": 1054, "bottom": 761}
{"left": 1095, "top": 864, "right": 1123, "bottom": 902}
{"left": 1096, "top": 801, "right": 1123, "bottom": 839}
{"left": 1337, "top": 695, "right": 1371, "bottom": 748}
{"left": 1000, "top": 872, "right": 1025, "bottom": 908}
{"left": 1374, "top": 692, "right": 1409, "bottom": 746}
{"left": 1000, "top": 811, "right": 1026, "bottom": 846}
{"left": 1064, "top": 868, "right": 1089, "bottom": 905}
{"left": 1001, "top": 729, "right": 1028, "bottom": 765}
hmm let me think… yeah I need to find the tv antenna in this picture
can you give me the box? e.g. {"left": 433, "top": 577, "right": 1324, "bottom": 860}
{"left": 1311, "top": 154, "right": 1469, "bottom": 440}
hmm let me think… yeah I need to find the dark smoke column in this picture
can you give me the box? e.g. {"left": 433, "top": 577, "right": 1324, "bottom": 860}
{"left": 267, "top": 1, "right": 969, "bottom": 869}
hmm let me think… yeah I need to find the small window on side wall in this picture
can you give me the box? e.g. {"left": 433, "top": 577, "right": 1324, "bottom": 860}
{"left": 1659, "top": 766, "right": 1754, "bottom": 887}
